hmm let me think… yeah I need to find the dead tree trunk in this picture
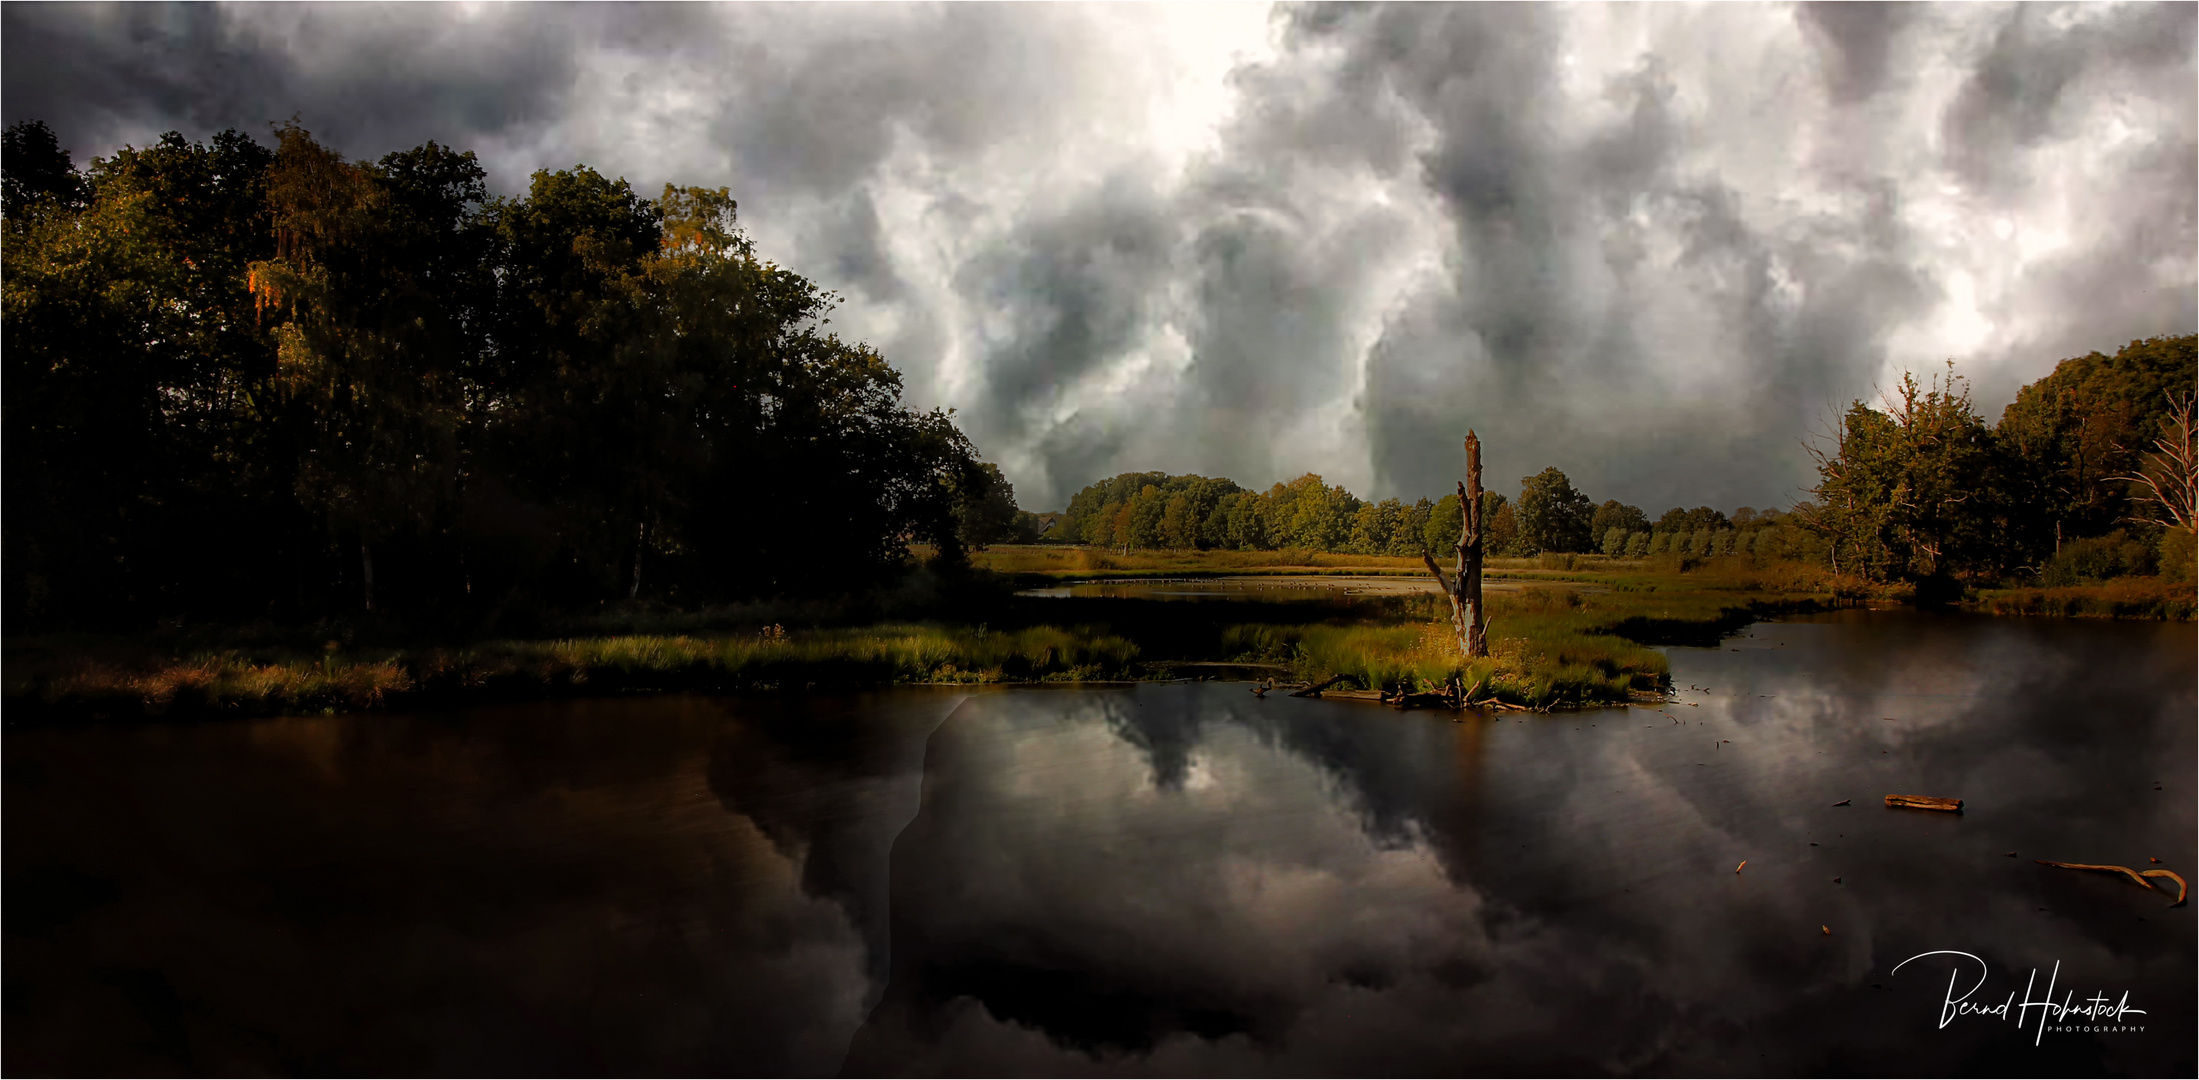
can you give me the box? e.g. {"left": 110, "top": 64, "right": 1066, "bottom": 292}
{"left": 361, "top": 539, "right": 376, "bottom": 614}
{"left": 1460, "top": 431, "right": 1488, "bottom": 657}
{"left": 1422, "top": 431, "right": 1489, "bottom": 658}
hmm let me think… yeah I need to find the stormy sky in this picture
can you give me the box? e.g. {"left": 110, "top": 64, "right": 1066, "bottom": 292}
{"left": 6, "top": 2, "right": 2193, "bottom": 512}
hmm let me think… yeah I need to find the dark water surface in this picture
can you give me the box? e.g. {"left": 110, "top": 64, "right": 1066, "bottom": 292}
{"left": 6, "top": 612, "right": 2193, "bottom": 1075}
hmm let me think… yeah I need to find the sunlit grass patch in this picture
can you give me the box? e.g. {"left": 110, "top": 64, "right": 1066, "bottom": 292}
{"left": 1970, "top": 578, "right": 2195, "bottom": 620}
{"left": 25, "top": 653, "right": 416, "bottom": 716}
{"left": 1218, "top": 585, "right": 1675, "bottom": 708}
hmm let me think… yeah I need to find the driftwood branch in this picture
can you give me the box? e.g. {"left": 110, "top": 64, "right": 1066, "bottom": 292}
{"left": 1884, "top": 794, "right": 1962, "bottom": 812}
{"left": 1290, "top": 674, "right": 1349, "bottom": 698}
{"left": 2144, "top": 869, "right": 2189, "bottom": 906}
{"left": 2036, "top": 859, "right": 2190, "bottom": 907}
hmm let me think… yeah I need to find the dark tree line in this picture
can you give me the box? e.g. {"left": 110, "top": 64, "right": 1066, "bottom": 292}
{"left": 1806, "top": 336, "right": 2196, "bottom": 588}
{"left": 3, "top": 120, "right": 1000, "bottom": 630}
{"left": 1043, "top": 464, "right": 1753, "bottom": 560}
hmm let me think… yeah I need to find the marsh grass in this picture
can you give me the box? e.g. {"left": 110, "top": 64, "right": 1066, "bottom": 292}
{"left": 0, "top": 554, "right": 1919, "bottom": 721}
{"left": 24, "top": 654, "right": 418, "bottom": 716}
{"left": 964, "top": 545, "right": 1426, "bottom": 577}
{"left": 6, "top": 624, "right": 1141, "bottom": 720}
{"left": 1970, "top": 578, "right": 2195, "bottom": 619}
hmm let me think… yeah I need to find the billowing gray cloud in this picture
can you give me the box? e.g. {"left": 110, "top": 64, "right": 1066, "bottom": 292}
{"left": 6, "top": 1, "right": 2191, "bottom": 511}
{"left": 1797, "top": 2, "right": 1915, "bottom": 103}
{"left": 952, "top": 176, "right": 1180, "bottom": 454}
{"left": 1, "top": 3, "right": 587, "bottom": 159}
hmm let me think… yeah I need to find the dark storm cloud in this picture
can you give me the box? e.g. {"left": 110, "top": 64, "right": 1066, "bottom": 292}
{"left": 1183, "top": 208, "right": 1370, "bottom": 415}
{"left": 953, "top": 178, "right": 1178, "bottom": 454}
{"left": 1387, "top": 3, "right": 1571, "bottom": 374}
{"left": 1273, "top": 1, "right": 2190, "bottom": 508}
{"left": 1796, "top": 2, "right": 1915, "bottom": 103}
{"left": 1, "top": 2, "right": 588, "bottom": 163}
{"left": 802, "top": 187, "right": 903, "bottom": 303}
{"left": 2, "top": 3, "right": 1100, "bottom": 199}
{"left": 1328, "top": 2, "right": 1858, "bottom": 505}
{"left": 1934, "top": 2, "right": 2198, "bottom": 408}
{"left": 5, "top": 2, "right": 2191, "bottom": 510}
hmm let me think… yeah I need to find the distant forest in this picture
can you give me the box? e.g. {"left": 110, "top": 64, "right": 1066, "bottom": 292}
{"left": 4, "top": 118, "right": 2191, "bottom": 633}
{"left": 1042, "top": 333, "right": 2197, "bottom": 592}
{"left": 1041, "top": 468, "right": 1818, "bottom": 564}
{"left": 4, "top": 120, "right": 1010, "bottom": 630}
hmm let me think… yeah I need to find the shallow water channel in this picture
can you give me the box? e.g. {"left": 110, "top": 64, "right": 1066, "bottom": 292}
{"left": 6, "top": 611, "right": 2193, "bottom": 1075}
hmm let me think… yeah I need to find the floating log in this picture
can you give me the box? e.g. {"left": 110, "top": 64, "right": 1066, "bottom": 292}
{"left": 2035, "top": 860, "right": 2189, "bottom": 907}
{"left": 1735, "top": 860, "right": 1748, "bottom": 874}
{"left": 1884, "top": 794, "right": 1963, "bottom": 812}
{"left": 1290, "top": 674, "right": 1349, "bottom": 698}
{"left": 1832, "top": 799, "right": 1851, "bottom": 807}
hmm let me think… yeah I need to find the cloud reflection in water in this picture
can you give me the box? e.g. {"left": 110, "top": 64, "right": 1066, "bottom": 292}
{"left": 849, "top": 614, "right": 2194, "bottom": 1075}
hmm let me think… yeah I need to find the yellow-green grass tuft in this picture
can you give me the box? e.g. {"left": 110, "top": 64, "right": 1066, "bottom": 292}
{"left": 1970, "top": 578, "right": 2194, "bottom": 619}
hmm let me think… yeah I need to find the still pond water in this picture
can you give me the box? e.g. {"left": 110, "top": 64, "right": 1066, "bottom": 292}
{"left": 6, "top": 611, "right": 2193, "bottom": 1075}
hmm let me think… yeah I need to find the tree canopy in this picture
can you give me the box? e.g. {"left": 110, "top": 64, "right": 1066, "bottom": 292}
{"left": 4, "top": 121, "right": 1000, "bottom": 629}
{"left": 1516, "top": 467, "right": 1594, "bottom": 554}
{"left": 1805, "top": 338, "right": 2195, "bottom": 585}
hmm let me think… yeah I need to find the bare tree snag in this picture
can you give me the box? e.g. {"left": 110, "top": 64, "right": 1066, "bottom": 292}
{"left": 361, "top": 540, "right": 375, "bottom": 613}
{"left": 2113, "top": 390, "right": 2198, "bottom": 532}
{"left": 1424, "top": 431, "right": 1490, "bottom": 658}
